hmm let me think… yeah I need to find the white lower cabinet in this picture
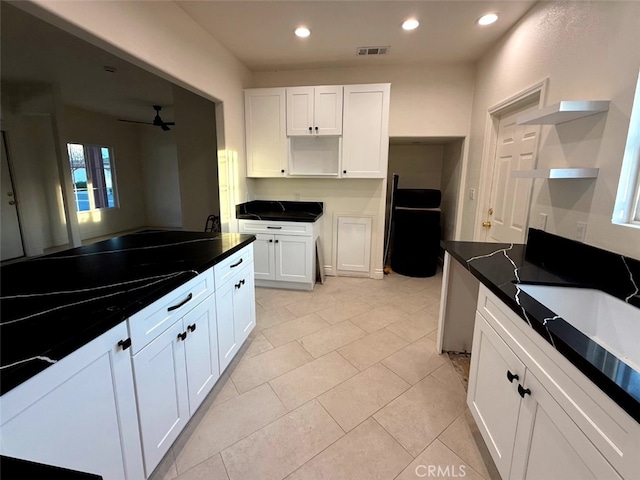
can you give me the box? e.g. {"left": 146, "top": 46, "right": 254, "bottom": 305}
{"left": 240, "top": 220, "right": 318, "bottom": 290}
{"left": 0, "top": 323, "right": 145, "bottom": 480}
{"left": 216, "top": 262, "right": 256, "bottom": 373}
{"left": 133, "top": 293, "right": 219, "bottom": 476}
{"left": 0, "top": 246, "right": 257, "bottom": 480}
{"left": 469, "top": 285, "right": 639, "bottom": 480}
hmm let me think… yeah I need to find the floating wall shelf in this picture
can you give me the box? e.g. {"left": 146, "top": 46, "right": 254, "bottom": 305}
{"left": 516, "top": 100, "right": 610, "bottom": 125}
{"left": 511, "top": 168, "right": 599, "bottom": 179}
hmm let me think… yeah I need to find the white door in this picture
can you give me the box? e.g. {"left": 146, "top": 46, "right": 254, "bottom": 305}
{"left": 275, "top": 234, "right": 313, "bottom": 283}
{"left": 252, "top": 234, "right": 276, "bottom": 280}
{"left": 314, "top": 86, "right": 343, "bottom": 135}
{"left": 1, "top": 132, "right": 25, "bottom": 261}
{"left": 467, "top": 312, "right": 524, "bottom": 480}
{"left": 183, "top": 295, "right": 219, "bottom": 414}
{"left": 510, "top": 372, "right": 623, "bottom": 480}
{"left": 287, "top": 86, "right": 314, "bottom": 135}
{"left": 216, "top": 279, "right": 238, "bottom": 373}
{"left": 232, "top": 265, "right": 256, "bottom": 345}
{"left": 336, "top": 216, "right": 372, "bottom": 273}
{"left": 132, "top": 320, "right": 189, "bottom": 476}
{"left": 481, "top": 101, "right": 539, "bottom": 243}
{"left": 245, "top": 88, "right": 287, "bottom": 177}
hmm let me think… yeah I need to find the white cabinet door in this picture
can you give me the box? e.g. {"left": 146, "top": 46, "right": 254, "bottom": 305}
{"left": 467, "top": 312, "right": 524, "bottom": 480}
{"left": 287, "top": 86, "right": 314, "bottom": 135}
{"left": 314, "top": 86, "right": 343, "bottom": 135}
{"left": 183, "top": 294, "right": 219, "bottom": 414}
{"left": 287, "top": 86, "right": 343, "bottom": 136}
{"left": 0, "top": 323, "right": 144, "bottom": 480}
{"left": 132, "top": 321, "right": 189, "bottom": 476}
{"left": 252, "top": 233, "right": 276, "bottom": 281}
{"left": 216, "top": 278, "right": 237, "bottom": 373}
{"left": 233, "top": 265, "right": 256, "bottom": 346}
{"left": 342, "top": 84, "right": 390, "bottom": 178}
{"left": 336, "top": 216, "right": 372, "bottom": 273}
{"left": 510, "top": 373, "right": 623, "bottom": 480}
{"left": 245, "top": 88, "right": 287, "bottom": 177}
{"left": 276, "top": 234, "right": 313, "bottom": 283}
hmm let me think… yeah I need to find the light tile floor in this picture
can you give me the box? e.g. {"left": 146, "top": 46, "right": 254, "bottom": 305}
{"left": 149, "top": 271, "right": 500, "bottom": 480}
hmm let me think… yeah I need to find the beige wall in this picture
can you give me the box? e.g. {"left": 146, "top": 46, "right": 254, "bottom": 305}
{"left": 464, "top": 1, "right": 640, "bottom": 258}
{"left": 138, "top": 127, "right": 182, "bottom": 229}
{"left": 20, "top": 0, "right": 253, "bottom": 232}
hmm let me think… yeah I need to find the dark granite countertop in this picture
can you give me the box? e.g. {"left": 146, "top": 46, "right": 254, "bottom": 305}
{"left": 0, "top": 231, "right": 255, "bottom": 395}
{"left": 236, "top": 200, "right": 323, "bottom": 222}
{"left": 442, "top": 229, "right": 640, "bottom": 423}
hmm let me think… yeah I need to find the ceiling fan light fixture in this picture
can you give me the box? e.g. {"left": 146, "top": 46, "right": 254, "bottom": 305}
{"left": 477, "top": 13, "right": 499, "bottom": 26}
{"left": 402, "top": 18, "right": 419, "bottom": 31}
{"left": 294, "top": 27, "right": 311, "bottom": 38}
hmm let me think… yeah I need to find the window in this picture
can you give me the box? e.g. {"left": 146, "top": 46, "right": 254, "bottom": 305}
{"left": 613, "top": 69, "right": 640, "bottom": 228}
{"left": 67, "top": 143, "right": 117, "bottom": 212}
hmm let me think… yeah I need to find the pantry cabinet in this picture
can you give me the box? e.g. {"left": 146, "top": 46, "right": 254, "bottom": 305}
{"left": 287, "top": 86, "right": 343, "bottom": 136}
{"left": 342, "top": 83, "right": 390, "bottom": 178}
{"left": 245, "top": 88, "right": 287, "bottom": 177}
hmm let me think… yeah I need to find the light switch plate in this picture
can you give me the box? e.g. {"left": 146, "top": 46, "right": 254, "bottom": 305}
{"left": 539, "top": 213, "right": 548, "bottom": 231}
{"left": 576, "top": 221, "right": 587, "bottom": 242}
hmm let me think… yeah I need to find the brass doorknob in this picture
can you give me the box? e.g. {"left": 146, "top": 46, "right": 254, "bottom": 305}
{"left": 482, "top": 221, "right": 492, "bottom": 227}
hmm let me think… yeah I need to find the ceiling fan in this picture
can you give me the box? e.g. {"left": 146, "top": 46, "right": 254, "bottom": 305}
{"left": 118, "top": 105, "right": 175, "bottom": 131}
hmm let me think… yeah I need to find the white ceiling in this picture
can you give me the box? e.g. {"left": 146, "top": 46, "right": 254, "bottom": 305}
{"left": 175, "top": 1, "right": 536, "bottom": 70}
{"left": 1, "top": 1, "right": 536, "bottom": 123}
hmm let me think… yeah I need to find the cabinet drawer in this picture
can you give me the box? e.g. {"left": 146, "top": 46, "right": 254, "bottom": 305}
{"left": 239, "top": 220, "right": 313, "bottom": 236}
{"left": 214, "top": 245, "right": 254, "bottom": 287}
{"left": 128, "top": 268, "right": 214, "bottom": 354}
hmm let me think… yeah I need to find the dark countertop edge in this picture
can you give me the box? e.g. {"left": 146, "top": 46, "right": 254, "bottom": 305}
{"left": 0, "top": 234, "right": 256, "bottom": 397}
{"left": 236, "top": 212, "right": 323, "bottom": 222}
{"left": 442, "top": 241, "right": 640, "bottom": 424}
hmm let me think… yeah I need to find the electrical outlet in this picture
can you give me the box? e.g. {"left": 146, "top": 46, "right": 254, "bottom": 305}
{"left": 576, "top": 221, "right": 587, "bottom": 242}
{"left": 539, "top": 213, "right": 548, "bottom": 231}
{"left": 294, "top": 192, "right": 301, "bottom": 201}
{"left": 469, "top": 188, "right": 476, "bottom": 200}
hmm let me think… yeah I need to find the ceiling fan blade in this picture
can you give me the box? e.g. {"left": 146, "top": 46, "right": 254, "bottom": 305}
{"left": 161, "top": 124, "right": 171, "bottom": 131}
{"left": 118, "top": 119, "right": 153, "bottom": 125}
{"left": 163, "top": 122, "right": 176, "bottom": 126}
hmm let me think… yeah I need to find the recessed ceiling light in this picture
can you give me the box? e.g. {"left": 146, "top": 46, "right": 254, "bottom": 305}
{"left": 294, "top": 27, "right": 311, "bottom": 38}
{"left": 477, "top": 13, "right": 499, "bottom": 26}
{"left": 402, "top": 18, "right": 420, "bottom": 31}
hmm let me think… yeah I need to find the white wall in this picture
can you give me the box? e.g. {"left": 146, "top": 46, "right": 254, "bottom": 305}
{"left": 20, "top": 0, "right": 253, "bottom": 231}
{"left": 463, "top": 1, "right": 640, "bottom": 259}
{"left": 388, "top": 144, "right": 444, "bottom": 190}
{"left": 441, "top": 140, "right": 464, "bottom": 242}
{"left": 138, "top": 127, "right": 182, "bottom": 229}
{"left": 63, "top": 105, "right": 146, "bottom": 239}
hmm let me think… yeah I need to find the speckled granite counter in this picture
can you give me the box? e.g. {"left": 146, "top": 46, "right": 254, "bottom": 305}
{"left": 442, "top": 229, "right": 640, "bottom": 422}
{"left": 0, "top": 231, "right": 255, "bottom": 395}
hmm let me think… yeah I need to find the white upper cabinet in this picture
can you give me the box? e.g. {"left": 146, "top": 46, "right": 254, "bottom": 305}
{"left": 245, "top": 88, "right": 287, "bottom": 177}
{"left": 287, "top": 86, "right": 343, "bottom": 136}
{"left": 342, "top": 84, "right": 390, "bottom": 178}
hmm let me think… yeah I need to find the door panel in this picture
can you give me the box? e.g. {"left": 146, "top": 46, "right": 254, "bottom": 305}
{"left": 483, "top": 100, "right": 539, "bottom": 243}
{"left": 1, "top": 132, "right": 24, "bottom": 261}
{"left": 275, "top": 235, "right": 312, "bottom": 282}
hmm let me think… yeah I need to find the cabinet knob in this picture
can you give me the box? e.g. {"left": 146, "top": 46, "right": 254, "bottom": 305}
{"left": 275, "top": 239, "right": 279, "bottom": 243}
{"left": 517, "top": 384, "right": 531, "bottom": 398}
{"left": 315, "top": 126, "right": 318, "bottom": 131}
{"left": 343, "top": 170, "right": 347, "bottom": 174}
{"left": 187, "top": 323, "right": 196, "bottom": 333}
{"left": 506, "top": 370, "right": 519, "bottom": 383}
{"left": 281, "top": 169, "right": 285, "bottom": 173}
{"left": 269, "top": 239, "right": 273, "bottom": 243}
{"left": 177, "top": 331, "right": 187, "bottom": 342}
{"left": 308, "top": 127, "right": 312, "bottom": 132}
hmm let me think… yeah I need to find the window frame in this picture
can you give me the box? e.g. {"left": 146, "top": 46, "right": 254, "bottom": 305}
{"left": 67, "top": 143, "right": 119, "bottom": 213}
{"left": 613, "top": 69, "right": 640, "bottom": 229}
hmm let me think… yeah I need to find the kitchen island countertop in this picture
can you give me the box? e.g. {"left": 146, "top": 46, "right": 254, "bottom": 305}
{"left": 0, "top": 230, "right": 255, "bottom": 395}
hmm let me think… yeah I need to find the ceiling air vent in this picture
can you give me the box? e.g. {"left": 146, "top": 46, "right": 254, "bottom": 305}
{"left": 357, "top": 46, "right": 390, "bottom": 56}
